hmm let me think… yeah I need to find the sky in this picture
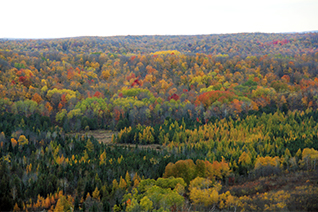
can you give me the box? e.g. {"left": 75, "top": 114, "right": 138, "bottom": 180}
{"left": 1, "top": 0, "right": 318, "bottom": 39}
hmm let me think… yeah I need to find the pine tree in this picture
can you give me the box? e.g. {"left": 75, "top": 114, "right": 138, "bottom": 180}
{"left": 125, "top": 171, "right": 131, "bottom": 187}
{"left": 74, "top": 196, "right": 79, "bottom": 211}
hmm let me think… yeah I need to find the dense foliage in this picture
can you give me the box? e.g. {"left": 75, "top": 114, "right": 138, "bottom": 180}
{"left": 1, "top": 33, "right": 318, "bottom": 132}
{"left": 1, "top": 32, "right": 318, "bottom": 211}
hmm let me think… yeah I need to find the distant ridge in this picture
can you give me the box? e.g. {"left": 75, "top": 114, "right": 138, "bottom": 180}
{"left": 1, "top": 31, "right": 318, "bottom": 40}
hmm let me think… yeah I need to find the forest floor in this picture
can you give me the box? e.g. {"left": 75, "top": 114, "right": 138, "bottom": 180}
{"left": 223, "top": 170, "right": 318, "bottom": 211}
{"left": 67, "top": 130, "right": 162, "bottom": 151}
{"left": 226, "top": 170, "right": 318, "bottom": 196}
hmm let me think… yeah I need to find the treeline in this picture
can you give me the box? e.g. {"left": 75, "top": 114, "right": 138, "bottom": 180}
{"left": 1, "top": 33, "right": 316, "bottom": 56}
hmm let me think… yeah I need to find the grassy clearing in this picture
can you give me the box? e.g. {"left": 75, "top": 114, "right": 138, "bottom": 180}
{"left": 67, "top": 130, "right": 162, "bottom": 150}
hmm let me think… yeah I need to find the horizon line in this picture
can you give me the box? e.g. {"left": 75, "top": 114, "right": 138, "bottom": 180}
{"left": 1, "top": 30, "right": 318, "bottom": 40}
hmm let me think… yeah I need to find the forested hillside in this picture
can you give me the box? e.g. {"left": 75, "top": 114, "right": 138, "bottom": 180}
{"left": 1, "top": 33, "right": 318, "bottom": 211}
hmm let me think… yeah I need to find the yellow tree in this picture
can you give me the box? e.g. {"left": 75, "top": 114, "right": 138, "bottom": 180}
{"left": 140, "top": 196, "right": 153, "bottom": 212}
{"left": 18, "top": 135, "right": 29, "bottom": 146}
{"left": 112, "top": 179, "right": 119, "bottom": 192}
{"left": 238, "top": 151, "right": 252, "bottom": 174}
{"left": 54, "top": 195, "right": 73, "bottom": 212}
{"left": 92, "top": 187, "right": 100, "bottom": 200}
{"left": 13, "top": 203, "right": 20, "bottom": 212}
{"left": 119, "top": 176, "right": 127, "bottom": 190}
{"left": 189, "top": 177, "right": 220, "bottom": 207}
{"left": 85, "top": 139, "right": 94, "bottom": 152}
{"left": 99, "top": 149, "right": 107, "bottom": 165}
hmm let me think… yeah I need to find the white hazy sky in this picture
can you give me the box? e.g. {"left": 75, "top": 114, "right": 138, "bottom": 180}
{"left": 1, "top": 0, "right": 318, "bottom": 39}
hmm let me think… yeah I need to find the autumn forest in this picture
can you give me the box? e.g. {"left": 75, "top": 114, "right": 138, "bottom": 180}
{"left": 0, "top": 32, "right": 318, "bottom": 211}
